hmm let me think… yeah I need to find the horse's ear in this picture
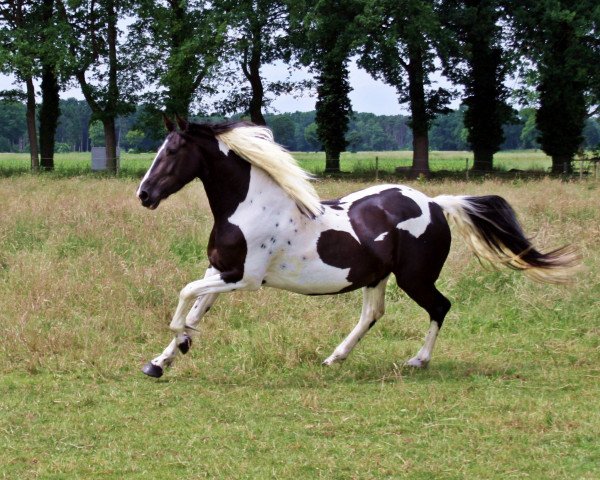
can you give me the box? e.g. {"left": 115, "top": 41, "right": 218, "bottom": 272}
{"left": 163, "top": 114, "right": 175, "bottom": 132}
{"left": 175, "top": 114, "right": 189, "bottom": 132}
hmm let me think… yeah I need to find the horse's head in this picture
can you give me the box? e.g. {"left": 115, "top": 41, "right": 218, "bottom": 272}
{"left": 137, "top": 116, "right": 207, "bottom": 210}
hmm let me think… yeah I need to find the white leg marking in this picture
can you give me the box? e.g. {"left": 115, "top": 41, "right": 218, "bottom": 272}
{"left": 322, "top": 277, "right": 389, "bottom": 366}
{"left": 148, "top": 268, "right": 230, "bottom": 371}
{"left": 405, "top": 321, "right": 440, "bottom": 368}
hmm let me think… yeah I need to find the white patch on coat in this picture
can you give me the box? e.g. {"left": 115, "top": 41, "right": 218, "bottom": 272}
{"left": 374, "top": 232, "right": 388, "bottom": 242}
{"left": 394, "top": 187, "right": 432, "bottom": 238}
{"left": 217, "top": 139, "right": 230, "bottom": 156}
{"left": 137, "top": 138, "right": 168, "bottom": 195}
{"left": 228, "top": 166, "right": 352, "bottom": 294}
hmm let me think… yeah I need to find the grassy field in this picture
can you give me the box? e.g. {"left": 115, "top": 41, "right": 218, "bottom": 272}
{"left": 0, "top": 173, "right": 598, "bottom": 478}
{"left": 0, "top": 149, "right": 561, "bottom": 178}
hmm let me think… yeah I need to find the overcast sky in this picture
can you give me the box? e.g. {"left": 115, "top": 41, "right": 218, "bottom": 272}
{"left": 0, "top": 58, "right": 413, "bottom": 116}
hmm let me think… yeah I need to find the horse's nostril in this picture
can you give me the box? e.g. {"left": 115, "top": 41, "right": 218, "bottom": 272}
{"left": 138, "top": 190, "right": 149, "bottom": 202}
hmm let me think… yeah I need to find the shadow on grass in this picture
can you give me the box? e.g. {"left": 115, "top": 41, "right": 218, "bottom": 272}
{"left": 138, "top": 357, "right": 530, "bottom": 391}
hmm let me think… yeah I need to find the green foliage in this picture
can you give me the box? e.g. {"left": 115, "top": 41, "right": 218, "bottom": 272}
{"left": 88, "top": 121, "right": 105, "bottom": 147}
{"left": 440, "top": 0, "right": 515, "bottom": 170}
{"left": 303, "top": 0, "right": 365, "bottom": 171}
{"left": 124, "top": 129, "right": 145, "bottom": 151}
{"left": 127, "top": 0, "right": 226, "bottom": 116}
{"left": 519, "top": 108, "right": 540, "bottom": 149}
{"left": 510, "top": 0, "right": 599, "bottom": 172}
{"left": 0, "top": 100, "right": 26, "bottom": 150}
{"left": 54, "top": 142, "right": 71, "bottom": 153}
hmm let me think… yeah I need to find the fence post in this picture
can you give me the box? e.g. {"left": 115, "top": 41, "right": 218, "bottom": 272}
{"left": 375, "top": 156, "right": 379, "bottom": 181}
{"left": 465, "top": 157, "right": 469, "bottom": 181}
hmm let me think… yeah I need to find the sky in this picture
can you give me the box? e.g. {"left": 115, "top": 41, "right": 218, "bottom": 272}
{"left": 0, "top": 59, "right": 411, "bottom": 116}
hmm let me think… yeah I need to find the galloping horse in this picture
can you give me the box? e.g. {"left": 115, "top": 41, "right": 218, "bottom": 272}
{"left": 136, "top": 117, "right": 579, "bottom": 378}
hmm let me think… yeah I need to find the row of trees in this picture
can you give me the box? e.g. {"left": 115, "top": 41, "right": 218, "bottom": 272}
{"left": 3, "top": 98, "right": 600, "bottom": 154}
{"left": 1, "top": 1, "right": 598, "bottom": 174}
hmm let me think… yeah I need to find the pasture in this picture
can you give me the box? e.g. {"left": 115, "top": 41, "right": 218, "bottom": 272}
{"left": 0, "top": 149, "right": 557, "bottom": 178}
{"left": 0, "top": 170, "right": 598, "bottom": 478}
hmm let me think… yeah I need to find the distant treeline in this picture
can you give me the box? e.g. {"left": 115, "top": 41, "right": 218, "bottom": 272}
{"left": 1, "top": 98, "right": 599, "bottom": 154}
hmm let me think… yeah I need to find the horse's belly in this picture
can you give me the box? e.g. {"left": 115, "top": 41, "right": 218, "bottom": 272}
{"left": 263, "top": 256, "right": 353, "bottom": 295}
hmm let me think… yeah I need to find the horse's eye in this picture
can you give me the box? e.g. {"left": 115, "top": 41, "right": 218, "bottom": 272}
{"left": 166, "top": 148, "right": 177, "bottom": 155}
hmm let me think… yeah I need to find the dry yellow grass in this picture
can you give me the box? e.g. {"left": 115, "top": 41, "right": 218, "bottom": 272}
{"left": 0, "top": 175, "right": 599, "bottom": 478}
{"left": 0, "top": 175, "right": 597, "bottom": 375}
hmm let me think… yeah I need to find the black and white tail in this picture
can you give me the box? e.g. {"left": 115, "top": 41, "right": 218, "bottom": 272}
{"left": 434, "top": 194, "right": 580, "bottom": 284}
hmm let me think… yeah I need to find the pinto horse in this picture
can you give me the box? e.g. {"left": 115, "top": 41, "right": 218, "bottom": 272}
{"left": 136, "top": 117, "right": 579, "bottom": 378}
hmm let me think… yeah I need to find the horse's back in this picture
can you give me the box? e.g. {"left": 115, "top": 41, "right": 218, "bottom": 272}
{"left": 314, "top": 184, "right": 451, "bottom": 292}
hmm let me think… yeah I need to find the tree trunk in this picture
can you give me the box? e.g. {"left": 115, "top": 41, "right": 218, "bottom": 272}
{"left": 104, "top": 0, "right": 118, "bottom": 173}
{"left": 412, "top": 134, "right": 429, "bottom": 177}
{"left": 38, "top": 0, "right": 60, "bottom": 171}
{"left": 407, "top": 46, "right": 430, "bottom": 177}
{"left": 551, "top": 155, "right": 572, "bottom": 174}
{"left": 325, "top": 151, "right": 340, "bottom": 173}
{"left": 25, "top": 78, "right": 39, "bottom": 171}
{"left": 242, "top": 38, "right": 267, "bottom": 126}
{"left": 103, "top": 117, "right": 118, "bottom": 173}
{"left": 472, "top": 149, "right": 494, "bottom": 172}
{"left": 39, "top": 64, "right": 60, "bottom": 171}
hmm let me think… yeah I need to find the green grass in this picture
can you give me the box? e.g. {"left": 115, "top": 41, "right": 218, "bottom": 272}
{"left": 0, "top": 149, "right": 556, "bottom": 179}
{"left": 0, "top": 176, "right": 598, "bottom": 478}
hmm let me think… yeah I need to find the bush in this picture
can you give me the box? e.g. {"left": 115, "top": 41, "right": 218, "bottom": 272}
{"left": 54, "top": 142, "right": 72, "bottom": 153}
{"left": 0, "top": 136, "right": 11, "bottom": 152}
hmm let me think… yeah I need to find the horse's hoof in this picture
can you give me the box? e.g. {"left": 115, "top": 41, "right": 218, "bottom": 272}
{"left": 142, "top": 362, "right": 164, "bottom": 378}
{"left": 178, "top": 334, "right": 192, "bottom": 354}
{"left": 404, "top": 357, "right": 429, "bottom": 369}
{"left": 322, "top": 355, "right": 345, "bottom": 366}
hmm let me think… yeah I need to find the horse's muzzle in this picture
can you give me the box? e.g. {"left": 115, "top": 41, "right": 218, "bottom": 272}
{"left": 137, "top": 189, "right": 160, "bottom": 210}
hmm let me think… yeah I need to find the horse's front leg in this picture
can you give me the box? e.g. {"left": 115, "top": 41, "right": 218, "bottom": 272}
{"left": 142, "top": 268, "right": 258, "bottom": 378}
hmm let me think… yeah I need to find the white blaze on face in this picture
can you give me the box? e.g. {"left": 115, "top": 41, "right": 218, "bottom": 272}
{"left": 137, "top": 138, "right": 168, "bottom": 196}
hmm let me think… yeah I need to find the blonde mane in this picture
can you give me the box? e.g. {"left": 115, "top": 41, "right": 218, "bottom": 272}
{"left": 216, "top": 126, "right": 323, "bottom": 217}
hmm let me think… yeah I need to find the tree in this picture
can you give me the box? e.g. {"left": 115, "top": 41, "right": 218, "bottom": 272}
{"left": 441, "top": 0, "right": 514, "bottom": 171}
{"left": 127, "top": 0, "right": 225, "bottom": 118}
{"left": 0, "top": 1, "right": 40, "bottom": 169}
{"left": 0, "top": 98, "right": 26, "bottom": 151}
{"left": 509, "top": 0, "right": 598, "bottom": 173}
{"left": 56, "top": 98, "right": 92, "bottom": 151}
{"left": 124, "top": 128, "right": 145, "bottom": 151}
{"left": 302, "top": 0, "right": 363, "bottom": 172}
{"left": 357, "top": 0, "right": 451, "bottom": 176}
{"left": 215, "top": 0, "right": 289, "bottom": 124}
{"left": 57, "top": 0, "right": 136, "bottom": 173}
{"left": 304, "top": 122, "right": 321, "bottom": 151}
{"left": 519, "top": 108, "right": 539, "bottom": 149}
{"left": 37, "top": 0, "right": 66, "bottom": 170}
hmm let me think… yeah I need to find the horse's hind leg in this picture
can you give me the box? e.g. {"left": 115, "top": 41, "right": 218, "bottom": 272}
{"left": 322, "top": 276, "right": 389, "bottom": 366}
{"left": 400, "top": 282, "right": 451, "bottom": 368}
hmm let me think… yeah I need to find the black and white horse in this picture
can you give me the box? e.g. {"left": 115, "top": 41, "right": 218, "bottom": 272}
{"left": 136, "top": 117, "right": 578, "bottom": 378}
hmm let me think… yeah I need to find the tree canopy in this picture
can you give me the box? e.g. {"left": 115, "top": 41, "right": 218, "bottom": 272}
{"left": 0, "top": 0, "right": 598, "bottom": 172}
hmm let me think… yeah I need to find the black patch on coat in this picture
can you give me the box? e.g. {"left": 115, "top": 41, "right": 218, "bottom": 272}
{"left": 317, "top": 188, "right": 443, "bottom": 292}
{"left": 199, "top": 141, "right": 251, "bottom": 284}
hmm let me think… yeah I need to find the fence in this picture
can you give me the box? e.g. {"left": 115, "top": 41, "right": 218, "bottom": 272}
{"left": 371, "top": 155, "right": 600, "bottom": 182}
